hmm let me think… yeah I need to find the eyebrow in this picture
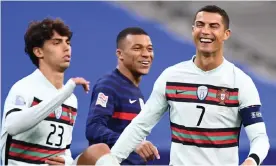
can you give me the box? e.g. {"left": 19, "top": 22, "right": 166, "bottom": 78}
{"left": 195, "top": 21, "right": 204, "bottom": 24}
{"left": 210, "top": 23, "right": 220, "bottom": 26}
{"left": 132, "top": 44, "right": 153, "bottom": 47}
{"left": 51, "top": 38, "right": 70, "bottom": 42}
{"left": 196, "top": 21, "right": 220, "bottom": 25}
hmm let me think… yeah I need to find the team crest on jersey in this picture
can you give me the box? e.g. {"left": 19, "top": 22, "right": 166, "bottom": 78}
{"left": 54, "top": 106, "right": 63, "bottom": 119}
{"left": 216, "top": 89, "right": 230, "bottom": 105}
{"left": 197, "top": 86, "right": 208, "bottom": 100}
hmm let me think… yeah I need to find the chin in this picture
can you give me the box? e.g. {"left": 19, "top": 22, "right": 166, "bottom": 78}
{"left": 134, "top": 69, "right": 148, "bottom": 76}
{"left": 199, "top": 49, "right": 215, "bottom": 56}
{"left": 59, "top": 65, "right": 70, "bottom": 72}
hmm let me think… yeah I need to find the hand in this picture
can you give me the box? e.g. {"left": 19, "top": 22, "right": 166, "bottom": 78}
{"left": 71, "top": 77, "right": 90, "bottom": 93}
{"left": 45, "top": 156, "right": 65, "bottom": 165}
{"left": 135, "top": 140, "right": 160, "bottom": 162}
{"left": 241, "top": 158, "right": 257, "bottom": 166}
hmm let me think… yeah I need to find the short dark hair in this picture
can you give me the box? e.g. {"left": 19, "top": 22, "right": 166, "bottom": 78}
{"left": 193, "top": 5, "right": 230, "bottom": 29}
{"left": 116, "top": 27, "right": 148, "bottom": 48}
{"left": 24, "top": 18, "right": 73, "bottom": 67}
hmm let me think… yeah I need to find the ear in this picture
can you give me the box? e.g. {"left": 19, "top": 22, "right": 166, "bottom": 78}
{"left": 116, "top": 48, "right": 124, "bottom": 61}
{"left": 192, "top": 25, "right": 195, "bottom": 31}
{"left": 33, "top": 47, "right": 44, "bottom": 58}
{"left": 192, "top": 25, "right": 196, "bottom": 37}
{"left": 192, "top": 25, "right": 195, "bottom": 33}
{"left": 223, "top": 29, "right": 231, "bottom": 41}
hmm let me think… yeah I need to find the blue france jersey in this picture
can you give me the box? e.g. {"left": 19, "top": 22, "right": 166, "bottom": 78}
{"left": 86, "top": 69, "right": 145, "bottom": 165}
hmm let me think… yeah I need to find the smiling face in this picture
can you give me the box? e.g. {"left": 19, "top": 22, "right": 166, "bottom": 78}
{"left": 116, "top": 34, "right": 154, "bottom": 76}
{"left": 33, "top": 31, "right": 72, "bottom": 72}
{"left": 192, "top": 11, "right": 231, "bottom": 56}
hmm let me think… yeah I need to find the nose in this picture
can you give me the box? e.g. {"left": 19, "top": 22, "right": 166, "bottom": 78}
{"left": 141, "top": 49, "right": 152, "bottom": 58}
{"left": 63, "top": 42, "right": 71, "bottom": 52}
{"left": 201, "top": 25, "right": 211, "bottom": 35}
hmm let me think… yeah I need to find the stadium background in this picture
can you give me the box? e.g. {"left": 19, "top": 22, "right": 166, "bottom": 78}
{"left": 1, "top": 1, "right": 276, "bottom": 165}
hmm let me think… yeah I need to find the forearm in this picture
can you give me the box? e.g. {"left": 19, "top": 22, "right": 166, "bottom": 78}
{"left": 111, "top": 102, "right": 166, "bottom": 163}
{"left": 111, "top": 118, "right": 151, "bottom": 163}
{"left": 86, "top": 123, "right": 120, "bottom": 147}
{"left": 5, "top": 79, "right": 76, "bottom": 136}
{"left": 245, "top": 122, "right": 270, "bottom": 165}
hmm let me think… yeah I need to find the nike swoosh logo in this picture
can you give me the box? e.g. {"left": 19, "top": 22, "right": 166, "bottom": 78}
{"left": 129, "top": 99, "right": 137, "bottom": 104}
{"left": 175, "top": 90, "right": 187, "bottom": 94}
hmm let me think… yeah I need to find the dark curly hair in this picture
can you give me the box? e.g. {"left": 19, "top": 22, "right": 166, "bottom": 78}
{"left": 24, "top": 18, "right": 73, "bottom": 67}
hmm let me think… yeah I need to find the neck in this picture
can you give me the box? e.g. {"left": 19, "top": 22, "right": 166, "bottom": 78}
{"left": 39, "top": 63, "right": 64, "bottom": 89}
{"left": 117, "top": 65, "right": 141, "bottom": 87}
{"left": 194, "top": 49, "right": 224, "bottom": 71}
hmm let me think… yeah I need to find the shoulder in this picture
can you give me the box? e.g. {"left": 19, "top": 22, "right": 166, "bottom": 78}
{"left": 91, "top": 72, "right": 118, "bottom": 99}
{"left": 8, "top": 72, "right": 35, "bottom": 95}
{"left": 158, "top": 60, "right": 191, "bottom": 80}
{"left": 230, "top": 62, "right": 254, "bottom": 86}
{"left": 94, "top": 71, "right": 117, "bottom": 86}
{"left": 3, "top": 72, "right": 35, "bottom": 111}
{"left": 167, "top": 60, "right": 191, "bottom": 71}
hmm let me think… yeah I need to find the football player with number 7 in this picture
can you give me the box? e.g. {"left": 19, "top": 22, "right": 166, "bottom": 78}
{"left": 111, "top": 5, "right": 270, "bottom": 166}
